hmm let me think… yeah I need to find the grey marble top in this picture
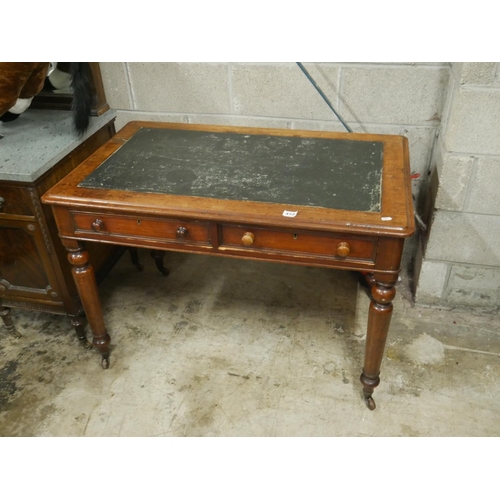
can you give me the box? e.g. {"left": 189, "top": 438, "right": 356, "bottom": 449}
{"left": 0, "top": 109, "right": 116, "bottom": 182}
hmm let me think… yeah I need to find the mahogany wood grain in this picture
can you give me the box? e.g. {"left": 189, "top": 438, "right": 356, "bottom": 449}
{"left": 71, "top": 211, "right": 211, "bottom": 245}
{"left": 65, "top": 239, "right": 110, "bottom": 367}
{"left": 43, "top": 122, "right": 414, "bottom": 238}
{"left": 360, "top": 273, "right": 398, "bottom": 410}
{"left": 220, "top": 224, "right": 376, "bottom": 263}
{"left": 88, "top": 63, "right": 110, "bottom": 116}
{"left": 0, "top": 185, "right": 35, "bottom": 216}
{"left": 42, "top": 121, "right": 415, "bottom": 409}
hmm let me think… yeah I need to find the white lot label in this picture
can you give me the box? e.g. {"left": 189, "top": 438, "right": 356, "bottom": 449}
{"left": 283, "top": 210, "right": 298, "bottom": 217}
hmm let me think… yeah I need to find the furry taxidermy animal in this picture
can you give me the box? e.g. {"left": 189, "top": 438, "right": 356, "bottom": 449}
{"left": 0, "top": 62, "right": 49, "bottom": 122}
{"left": 44, "top": 62, "right": 72, "bottom": 93}
{"left": 0, "top": 62, "right": 92, "bottom": 136}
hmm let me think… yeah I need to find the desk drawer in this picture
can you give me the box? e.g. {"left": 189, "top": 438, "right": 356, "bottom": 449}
{"left": 71, "top": 212, "right": 211, "bottom": 246}
{"left": 220, "top": 224, "right": 377, "bottom": 263}
{"left": 0, "top": 185, "right": 34, "bottom": 216}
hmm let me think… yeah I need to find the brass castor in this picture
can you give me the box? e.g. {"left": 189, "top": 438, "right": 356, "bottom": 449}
{"left": 101, "top": 355, "right": 110, "bottom": 369}
{"left": 364, "top": 395, "right": 376, "bottom": 411}
{"left": 1, "top": 307, "right": 22, "bottom": 338}
{"left": 72, "top": 316, "right": 93, "bottom": 349}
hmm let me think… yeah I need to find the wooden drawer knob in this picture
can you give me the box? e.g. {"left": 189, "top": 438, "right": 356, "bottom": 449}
{"left": 241, "top": 232, "right": 255, "bottom": 246}
{"left": 0, "top": 197, "right": 4, "bottom": 211}
{"left": 176, "top": 226, "right": 188, "bottom": 239}
{"left": 337, "top": 242, "right": 350, "bottom": 257}
{"left": 92, "top": 219, "right": 105, "bottom": 232}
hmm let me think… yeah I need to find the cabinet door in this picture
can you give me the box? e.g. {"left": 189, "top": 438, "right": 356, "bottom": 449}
{"left": 0, "top": 218, "right": 61, "bottom": 303}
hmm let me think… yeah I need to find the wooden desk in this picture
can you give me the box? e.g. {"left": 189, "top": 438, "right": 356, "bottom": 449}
{"left": 42, "top": 121, "right": 415, "bottom": 410}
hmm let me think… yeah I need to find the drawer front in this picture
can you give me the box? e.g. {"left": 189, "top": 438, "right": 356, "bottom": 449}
{"left": 0, "top": 185, "right": 34, "bottom": 216}
{"left": 220, "top": 224, "right": 377, "bottom": 263}
{"left": 71, "top": 212, "right": 211, "bottom": 246}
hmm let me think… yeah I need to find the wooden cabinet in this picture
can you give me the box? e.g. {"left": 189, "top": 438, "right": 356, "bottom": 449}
{"left": 0, "top": 115, "right": 123, "bottom": 345}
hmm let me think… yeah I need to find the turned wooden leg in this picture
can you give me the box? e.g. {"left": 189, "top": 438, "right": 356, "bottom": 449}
{"left": 0, "top": 304, "right": 22, "bottom": 338}
{"left": 71, "top": 313, "right": 92, "bottom": 350}
{"left": 357, "top": 272, "right": 377, "bottom": 293}
{"left": 363, "top": 273, "right": 377, "bottom": 288}
{"left": 150, "top": 249, "right": 169, "bottom": 276}
{"left": 128, "top": 247, "right": 144, "bottom": 272}
{"left": 66, "top": 240, "right": 111, "bottom": 368}
{"left": 360, "top": 273, "right": 397, "bottom": 410}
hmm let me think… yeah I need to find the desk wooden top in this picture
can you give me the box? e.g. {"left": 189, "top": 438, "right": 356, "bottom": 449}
{"left": 42, "top": 121, "right": 415, "bottom": 238}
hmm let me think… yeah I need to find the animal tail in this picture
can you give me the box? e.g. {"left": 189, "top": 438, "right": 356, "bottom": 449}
{"left": 70, "top": 62, "right": 92, "bottom": 136}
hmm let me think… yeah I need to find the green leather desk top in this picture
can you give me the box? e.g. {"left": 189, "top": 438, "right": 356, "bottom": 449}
{"left": 79, "top": 127, "right": 384, "bottom": 212}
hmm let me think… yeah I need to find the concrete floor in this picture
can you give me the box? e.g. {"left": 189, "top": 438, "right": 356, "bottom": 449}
{"left": 1, "top": 249, "right": 499, "bottom": 437}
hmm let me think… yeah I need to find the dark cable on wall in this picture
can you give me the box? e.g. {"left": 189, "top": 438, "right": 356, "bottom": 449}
{"left": 296, "top": 62, "right": 352, "bottom": 133}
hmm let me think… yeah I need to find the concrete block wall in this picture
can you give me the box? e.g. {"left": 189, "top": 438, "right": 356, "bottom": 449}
{"left": 415, "top": 62, "right": 500, "bottom": 309}
{"left": 99, "top": 62, "right": 456, "bottom": 296}
{"left": 100, "top": 62, "right": 449, "bottom": 206}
